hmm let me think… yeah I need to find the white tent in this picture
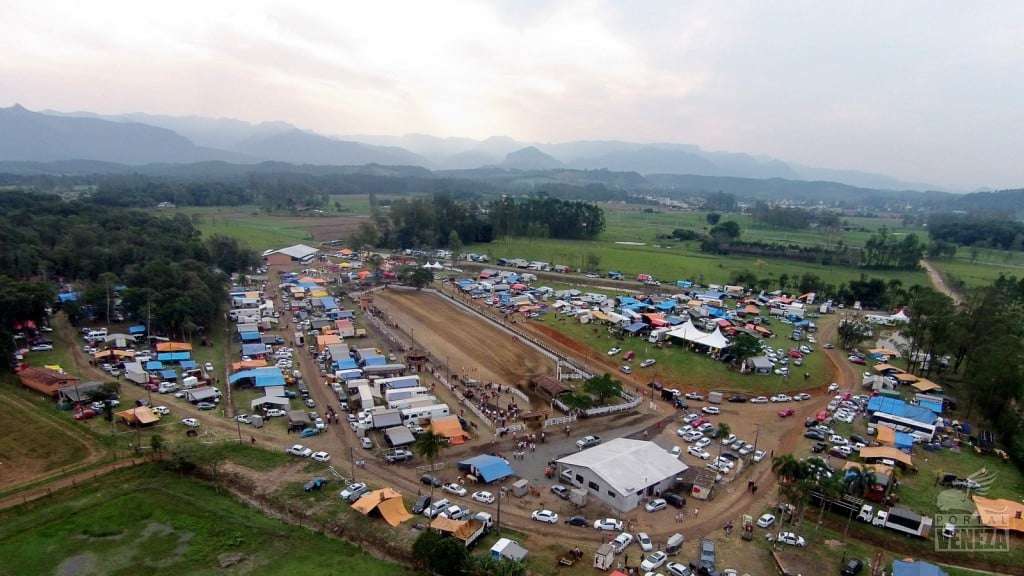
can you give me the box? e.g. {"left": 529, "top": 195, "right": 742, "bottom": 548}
{"left": 422, "top": 261, "right": 444, "bottom": 270}
{"left": 666, "top": 321, "right": 730, "bottom": 350}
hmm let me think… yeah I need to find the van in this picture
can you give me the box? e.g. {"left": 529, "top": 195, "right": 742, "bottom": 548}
{"left": 157, "top": 381, "right": 178, "bottom": 394}
{"left": 424, "top": 499, "right": 450, "bottom": 518}
{"left": 474, "top": 512, "right": 494, "bottom": 529}
{"left": 181, "top": 376, "right": 199, "bottom": 389}
{"left": 665, "top": 533, "right": 684, "bottom": 555}
{"left": 699, "top": 538, "right": 716, "bottom": 571}
{"left": 664, "top": 493, "right": 686, "bottom": 509}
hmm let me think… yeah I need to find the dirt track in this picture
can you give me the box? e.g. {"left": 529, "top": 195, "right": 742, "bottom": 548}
{"left": 373, "top": 289, "right": 555, "bottom": 394}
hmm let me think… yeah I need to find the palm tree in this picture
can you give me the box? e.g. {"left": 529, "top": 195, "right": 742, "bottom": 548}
{"left": 414, "top": 431, "right": 447, "bottom": 498}
{"left": 716, "top": 422, "right": 731, "bottom": 459}
{"left": 815, "top": 475, "right": 845, "bottom": 524}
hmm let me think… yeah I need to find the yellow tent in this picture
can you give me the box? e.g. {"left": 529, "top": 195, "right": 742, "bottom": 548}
{"left": 858, "top": 446, "right": 913, "bottom": 468}
{"left": 156, "top": 342, "right": 192, "bottom": 352}
{"left": 115, "top": 406, "right": 160, "bottom": 425}
{"left": 875, "top": 425, "right": 896, "bottom": 445}
{"left": 352, "top": 488, "right": 412, "bottom": 527}
{"left": 894, "top": 373, "right": 919, "bottom": 383}
{"left": 973, "top": 496, "right": 1024, "bottom": 534}
{"left": 872, "top": 363, "right": 905, "bottom": 374}
{"left": 431, "top": 415, "right": 469, "bottom": 445}
{"left": 911, "top": 378, "right": 942, "bottom": 393}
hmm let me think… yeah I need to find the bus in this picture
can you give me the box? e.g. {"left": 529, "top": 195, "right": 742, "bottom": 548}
{"left": 401, "top": 403, "right": 450, "bottom": 425}
{"left": 869, "top": 413, "right": 936, "bottom": 442}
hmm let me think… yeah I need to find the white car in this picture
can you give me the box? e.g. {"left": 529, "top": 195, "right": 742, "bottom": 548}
{"left": 180, "top": 418, "right": 199, "bottom": 428}
{"left": 667, "top": 562, "right": 693, "bottom": 576}
{"left": 287, "top": 444, "right": 313, "bottom": 457}
{"left": 471, "top": 491, "right": 495, "bottom": 504}
{"left": 753, "top": 449, "right": 767, "bottom": 463}
{"left": 695, "top": 437, "right": 712, "bottom": 449}
{"left": 640, "top": 359, "right": 657, "bottom": 368}
{"left": 684, "top": 392, "right": 704, "bottom": 400}
{"left": 721, "top": 433, "right": 737, "bottom": 445}
{"left": 594, "top": 518, "right": 623, "bottom": 531}
{"left": 265, "top": 408, "right": 286, "bottom": 417}
{"left": 683, "top": 431, "right": 703, "bottom": 443}
{"left": 311, "top": 451, "right": 331, "bottom": 463}
{"left": 610, "top": 532, "right": 634, "bottom": 553}
{"left": 360, "top": 437, "right": 373, "bottom": 449}
{"left": 645, "top": 498, "right": 667, "bottom": 513}
{"left": 757, "top": 513, "right": 776, "bottom": 528}
{"left": 794, "top": 393, "right": 811, "bottom": 401}
{"left": 750, "top": 396, "right": 769, "bottom": 404}
{"left": 771, "top": 394, "right": 792, "bottom": 402}
{"left": 701, "top": 406, "right": 720, "bottom": 415}
{"left": 607, "top": 347, "right": 622, "bottom": 356}
{"left": 829, "top": 435, "right": 848, "bottom": 445}
{"left": 682, "top": 413, "right": 700, "bottom": 424}
{"left": 235, "top": 414, "right": 251, "bottom": 424}
{"left": 641, "top": 551, "right": 668, "bottom": 571}
{"left": 687, "top": 446, "right": 710, "bottom": 460}
{"left": 152, "top": 405, "right": 170, "bottom": 416}
{"left": 442, "top": 483, "right": 467, "bottom": 497}
{"left": 776, "top": 531, "right": 807, "bottom": 547}
{"left": 531, "top": 509, "right": 558, "bottom": 524}
{"left": 637, "top": 532, "right": 653, "bottom": 552}
{"left": 828, "top": 382, "right": 840, "bottom": 392}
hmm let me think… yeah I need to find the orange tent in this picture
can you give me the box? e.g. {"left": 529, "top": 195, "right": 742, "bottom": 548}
{"left": 431, "top": 415, "right": 469, "bottom": 445}
{"left": 876, "top": 426, "right": 896, "bottom": 446}
{"left": 973, "top": 496, "right": 1024, "bottom": 534}
{"left": 858, "top": 446, "right": 913, "bottom": 468}
{"left": 352, "top": 488, "right": 412, "bottom": 527}
{"left": 232, "top": 359, "right": 268, "bottom": 372}
{"left": 316, "top": 334, "right": 342, "bottom": 351}
{"left": 156, "top": 342, "right": 192, "bottom": 352}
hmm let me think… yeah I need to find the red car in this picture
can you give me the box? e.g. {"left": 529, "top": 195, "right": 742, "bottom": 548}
{"left": 848, "top": 355, "right": 866, "bottom": 365}
{"left": 778, "top": 408, "right": 796, "bottom": 418}
{"left": 73, "top": 408, "right": 97, "bottom": 420}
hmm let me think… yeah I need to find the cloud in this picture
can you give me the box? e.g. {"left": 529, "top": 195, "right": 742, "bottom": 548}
{"left": 0, "top": 0, "right": 1022, "bottom": 188}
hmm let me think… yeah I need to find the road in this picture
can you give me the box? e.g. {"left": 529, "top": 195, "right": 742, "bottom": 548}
{"left": 921, "top": 259, "right": 963, "bottom": 305}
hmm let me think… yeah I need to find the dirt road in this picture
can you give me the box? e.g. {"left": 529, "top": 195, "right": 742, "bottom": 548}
{"left": 921, "top": 259, "right": 963, "bottom": 304}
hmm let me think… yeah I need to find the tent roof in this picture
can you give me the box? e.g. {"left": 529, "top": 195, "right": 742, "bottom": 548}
{"left": 867, "top": 396, "right": 938, "bottom": 424}
{"left": 232, "top": 359, "right": 268, "bottom": 371}
{"left": 429, "top": 517, "right": 466, "bottom": 534}
{"left": 872, "top": 363, "right": 905, "bottom": 374}
{"left": 859, "top": 446, "right": 914, "bottom": 467}
{"left": 876, "top": 425, "right": 896, "bottom": 445}
{"left": 384, "top": 426, "right": 416, "bottom": 446}
{"left": 352, "top": 488, "right": 411, "bottom": 527}
{"left": 911, "top": 378, "right": 942, "bottom": 392}
{"left": 229, "top": 367, "right": 285, "bottom": 388}
{"left": 431, "top": 416, "right": 469, "bottom": 444}
{"left": 251, "top": 395, "right": 290, "bottom": 409}
{"left": 241, "top": 343, "right": 267, "bottom": 356}
{"left": 894, "top": 373, "right": 919, "bottom": 383}
{"left": 157, "top": 352, "right": 191, "bottom": 361}
{"left": 271, "top": 244, "right": 319, "bottom": 260}
{"left": 973, "top": 496, "right": 1024, "bottom": 534}
{"left": 666, "top": 321, "right": 730, "bottom": 349}
{"left": 156, "top": 342, "right": 192, "bottom": 352}
{"left": 459, "top": 454, "right": 515, "bottom": 483}
{"left": 115, "top": 406, "right": 160, "bottom": 424}
{"left": 556, "top": 438, "right": 687, "bottom": 496}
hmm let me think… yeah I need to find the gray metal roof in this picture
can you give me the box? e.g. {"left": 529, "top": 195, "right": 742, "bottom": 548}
{"left": 556, "top": 438, "right": 687, "bottom": 496}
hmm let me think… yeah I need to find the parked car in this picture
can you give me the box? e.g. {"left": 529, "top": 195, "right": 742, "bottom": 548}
{"left": 619, "top": 365, "right": 632, "bottom": 374}
{"left": 196, "top": 402, "right": 216, "bottom": 410}
{"left": 304, "top": 477, "right": 327, "bottom": 492}
{"left": 727, "top": 395, "right": 747, "bottom": 403}
{"left": 180, "top": 418, "right": 199, "bottom": 428}
{"left": 360, "top": 437, "right": 373, "bottom": 449}
{"left": 753, "top": 449, "right": 767, "bottom": 462}
{"left": 750, "top": 396, "right": 769, "bottom": 404}
{"left": 775, "top": 531, "right": 806, "bottom": 547}
{"left": 645, "top": 498, "right": 667, "bottom": 513}
{"left": 841, "top": 559, "right": 864, "bottom": 576}
{"left": 151, "top": 405, "right": 170, "bottom": 416}
{"left": 551, "top": 484, "right": 570, "bottom": 500}
{"left": 778, "top": 408, "right": 795, "bottom": 418}
{"left": 420, "top": 474, "right": 442, "bottom": 487}
{"left": 640, "top": 359, "right": 657, "bottom": 368}
{"left": 443, "top": 482, "right": 467, "bottom": 497}
{"left": 594, "top": 518, "right": 623, "bottom": 531}
{"left": 607, "top": 347, "right": 622, "bottom": 356}
{"left": 687, "top": 446, "right": 710, "bottom": 460}
{"left": 566, "top": 515, "right": 588, "bottom": 527}
{"left": 340, "top": 483, "right": 368, "bottom": 502}
{"left": 701, "top": 406, "right": 720, "bottom": 415}
{"left": 30, "top": 343, "right": 54, "bottom": 351}
{"left": 641, "top": 551, "right": 668, "bottom": 571}
{"left": 287, "top": 444, "right": 313, "bottom": 457}
{"left": 610, "top": 532, "right": 634, "bottom": 553}
{"left": 531, "top": 509, "right": 558, "bottom": 524}
{"left": 311, "top": 451, "right": 331, "bottom": 463}
{"left": 471, "top": 491, "right": 495, "bottom": 504}
{"left": 757, "top": 513, "right": 776, "bottom": 528}
{"left": 265, "top": 408, "right": 286, "bottom": 417}
{"left": 666, "top": 561, "right": 693, "bottom": 576}
{"left": 576, "top": 435, "right": 601, "bottom": 450}
{"left": 685, "top": 392, "right": 704, "bottom": 400}
{"left": 411, "top": 495, "right": 431, "bottom": 514}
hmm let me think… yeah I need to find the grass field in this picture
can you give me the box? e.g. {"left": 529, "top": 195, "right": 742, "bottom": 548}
{"left": 0, "top": 466, "right": 413, "bottom": 576}
{"left": 476, "top": 236, "right": 928, "bottom": 288}
{"left": 534, "top": 313, "right": 831, "bottom": 393}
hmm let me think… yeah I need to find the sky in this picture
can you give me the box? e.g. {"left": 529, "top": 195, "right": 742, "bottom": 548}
{"left": 1, "top": 0, "right": 1022, "bottom": 190}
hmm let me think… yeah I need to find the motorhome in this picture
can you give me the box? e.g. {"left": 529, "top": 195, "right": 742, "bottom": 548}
{"left": 401, "top": 403, "right": 450, "bottom": 424}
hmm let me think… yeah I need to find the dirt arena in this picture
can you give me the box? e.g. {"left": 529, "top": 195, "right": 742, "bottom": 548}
{"left": 372, "top": 289, "right": 555, "bottom": 395}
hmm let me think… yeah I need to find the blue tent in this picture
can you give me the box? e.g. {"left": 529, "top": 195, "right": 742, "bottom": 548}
{"left": 894, "top": 432, "right": 915, "bottom": 450}
{"left": 459, "top": 454, "right": 515, "bottom": 483}
{"left": 666, "top": 315, "right": 686, "bottom": 325}
{"left": 320, "top": 297, "right": 338, "bottom": 310}
{"left": 179, "top": 360, "right": 198, "bottom": 370}
{"left": 338, "top": 369, "right": 363, "bottom": 381}
{"left": 229, "top": 367, "right": 285, "bottom": 388}
{"left": 362, "top": 355, "right": 387, "bottom": 367}
{"left": 145, "top": 360, "right": 164, "bottom": 371}
{"left": 159, "top": 370, "right": 177, "bottom": 380}
{"left": 918, "top": 398, "right": 943, "bottom": 414}
{"left": 128, "top": 325, "right": 146, "bottom": 335}
{"left": 157, "top": 352, "right": 191, "bottom": 362}
{"left": 656, "top": 300, "right": 676, "bottom": 312}
{"left": 334, "top": 358, "right": 358, "bottom": 370}
{"left": 57, "top": 292, "right": 79, "bottom": 303}
{"left": 241, "top": 343, "right": 267, "bottom": 357}
{"left": 867, "top": 396, "right": 938, "bottom": 425}
{"left": 240, "top": 331, "right": 262, "bottom": 342}
{"left": 892, "top": 560, "right": 948, "bottom": 576}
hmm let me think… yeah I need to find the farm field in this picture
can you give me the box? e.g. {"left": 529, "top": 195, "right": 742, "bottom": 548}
{"left": 530, "top": 311, "right": 833, "bottom": 394}
{"left": 473, "top": 236, "right": 928, "bottom": 288}
{"left": 0, "top": 465, "right": 413, "bottom": 576}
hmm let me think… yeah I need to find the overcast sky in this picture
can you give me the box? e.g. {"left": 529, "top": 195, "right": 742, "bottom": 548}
{"left": 2, "top": 1, "right": 1022, "bottom": 189}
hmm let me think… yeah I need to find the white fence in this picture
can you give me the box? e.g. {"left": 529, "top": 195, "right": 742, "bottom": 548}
{"left": 580, "top": 391, "right": 643, "bottom": 418}
{"left": 544, "top": 414, "right": 577, "bottom": 429}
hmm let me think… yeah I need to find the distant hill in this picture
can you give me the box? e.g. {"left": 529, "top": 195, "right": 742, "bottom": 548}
{"left": 501, "top": 146, "right": 563, "bottom": 170}
{"left": 0, "top": 105, "right": 250, "bottom": 165}
{"left": 234, "top": 130, "right": 429, "bottom": 167}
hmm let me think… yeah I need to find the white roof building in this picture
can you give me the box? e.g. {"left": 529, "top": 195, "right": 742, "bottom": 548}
{"left": 556, "top": 438, "right": 687, "bottom": 512}
{"left": 267, "top": 244, "right": 320, "bottom": 262}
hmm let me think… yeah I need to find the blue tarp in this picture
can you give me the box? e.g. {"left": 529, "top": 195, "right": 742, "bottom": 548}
{"left": 895, "top": 432, "right": 915, "bottom": 450}
{"left": 867, "top": 396, "right": 938, "bottom": 425}
{"left": 892, "top": 560, "right": 948, "bottom": 576}
{"left": 459, "top": 454, "right": 515, "bottom": 483}
{"left": 666, "top": 315, "right": 686, "bottom": 325}
{"left": 336, "top": 310, "right": 355, "bottom": 319}
{"left": 362, "top": 355, "right": 387, "bottom": 367}
{"left": 320, "top": 297, "right": 338, "bottom": 310}
{"left": 383, "top": 378, "right": 419, "bottom": 390}
{"left": 918, "top": 399, "right": 943, "bottom": 414}
{"left": 334, "top": 358, "right": 358, "bottom": 370}
{"left": 241, "top": 343, "right": 267, "bottom": 356}
{"left": 157, "top": 352, "right": 191, "bottom": 362}
{"left": 618, "top": 296, "right": 641, "bottom": 307}
{"left": 229, "top": 367, "right": 286, "bottom": 388}
{"left": 675, "top": 280, "right": 694, "bottom": 288}
{"left": 338, "top": 369, "right": 363, "bottom": 381}
{"left": 623, "top": 322, "right": 647, "bottom": 334}
{"left": 240, "top": 331, "right": 262, "bottom": 342}
{"left": 128, "top": 325, "right": 146, "bottom": 335}
{"left": 159, "top": 370, "right": 177, "bottom": 380}
{"left": 179, "top": 360, "right": 197, "bottom": 370}
{"left": 298, "top": 282, "right": 318, "bottom": 289}
{"left": 656, "top": 300, "right": 676, "bottom": 311}
{"left": 145, "top": 360, "right": 164, "bottom": 371}
{"left": 58, "top": 292, "right": 79, "bottom": 303}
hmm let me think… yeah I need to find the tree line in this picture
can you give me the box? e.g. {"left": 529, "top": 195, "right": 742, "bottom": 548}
{"left": 0, "top": 191, "right": 257, "bottom": 352}
{"left": 928, "top": 213, "right": 1024, "bottom": 251}
{"left": 751, "top": 202, "right": 842, "bottom": 230}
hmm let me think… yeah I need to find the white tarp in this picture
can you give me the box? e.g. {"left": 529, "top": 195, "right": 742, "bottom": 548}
{"left": 666, "top": 321, "right": 730, "bottom": 350}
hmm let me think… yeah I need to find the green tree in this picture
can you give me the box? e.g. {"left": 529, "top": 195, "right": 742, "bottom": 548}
{"left": 706, "top": 212, "right": 721, "bottom": 225}
{"left": 837, "top": 317, "right": 872, "bottom": 350}
{"left": 584, "top": 252, "right": 601, "bottom": 272}
{"left": 150, "top": 434, "right": 166, "bottom": 457}
{"left": 400, "top": 266, "right": 434, "bottom": 290}
{"left": 468, "top": 556, "right": 526, "bottom": 576}
{"left": 413, "top": 431, "right": 447, "bottom": 499}
{"left": 448, "top": 230, "right": 463, "bottom": 264}
{"left": 709, "top": 220, "right": 741, "bottom": 240}
{"left": 583, "top": 373, "right": 623, "bottom": 404}
{"left": 731, "top": 333, "right": 762, "bottom": 369}
{"left": 412, "top": 531, "right": 468, "bottom": 576}
{"left": 560, "top": 392, "right": 594, "bottom": 413}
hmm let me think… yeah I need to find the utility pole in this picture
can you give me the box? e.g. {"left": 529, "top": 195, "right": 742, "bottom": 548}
{"left": 350, "top": 446, "right": 356, "bottom": 482}
{"left": 497, "top": 486, "right": 502, "bottom": 536}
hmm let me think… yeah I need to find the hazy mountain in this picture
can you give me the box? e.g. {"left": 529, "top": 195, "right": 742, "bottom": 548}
{"left": 42, "top": 109, "right": 296, "bottom": 150}
{"left": 501, "top": 146, "right": 563, "bottom": 170}
{"left": 789, "top": 163, "right": 941, "bottom": 192}
{"left": 0, "top": 105, "right": 250, "bottom": 164}
{"left": 233, "top": 129, "right": 429, "bottom": 167}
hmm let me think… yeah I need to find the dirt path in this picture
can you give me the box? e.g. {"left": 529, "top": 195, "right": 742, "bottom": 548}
{"left": 922, "top": 259, "right": 963, "bottom": 304}
{"left": 0, "top": 458, "right": 144, "bottom": 511}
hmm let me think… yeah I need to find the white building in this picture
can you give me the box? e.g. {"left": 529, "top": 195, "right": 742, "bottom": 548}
{"left": 555, "top": 438, "right": 687, "bottom": 512}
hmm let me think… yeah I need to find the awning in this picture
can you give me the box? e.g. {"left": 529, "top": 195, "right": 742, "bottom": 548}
{"left": 859, "top": 446, "right": 913, "bottom": 467}
{"left": 459, "top": 454, "right": 515, "bottom": 483}
{"left": 431, "top": 415, "right": 469, "bottom": 445}
{"left": 872, "top": 363, "right": 905, "bottom": 374}
{"left": 115, "top": 406, "right": 160, "bottom": 425}
{"left": 251, "top": 396, "right": 290, "bottom": 410}
{"left": 385, "top": 426, "right": 416, "bottom": 446}
{"left": 973, "top": 496, "right": 1024, "bottom": 534}
{"left": 911, "top": 378, "right": 942, "bottom": 392}
{"left": 229, "top": 367, "right": 285, "bottom": 388}
{"left": 156, "top": 342, "right": 192, "bottom": 352}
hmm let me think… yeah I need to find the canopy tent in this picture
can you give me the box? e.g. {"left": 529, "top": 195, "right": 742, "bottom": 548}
{"left": 623, "top": 322, "right": 647, "bottom": 334}
{"left": 159, "top": 369, "right": 177, "bottom": 380}
{"left": 240, "top": 331, "right": 262, "bottom": 342}
{"left": 116, "top": 406, "right": 160, "bottom": 425}
{"left": 867, "top": 396, "right": 939, "bottom": 424}
{"left": 894, "top": 373, "right": 919, "bottom": 384}
{"left": 93, "top": 349, "right": 135, "bottom": 360}
{"left": 232, "top": 359, "right": 268, "bottom": 371}
{"left": 179, "top": 360, "right": 197, "bottom": 370}
{"left": 859, "top": 446, "right": 914, "bottom": 468}
{"left": 145, "top": 361, "right": 164, "bottom": 371}
{"left": 351, "top": 488, "right": 412, "bottom": 527}
{"left": 666, "top": 321, "right": 731, "bottom": 350}
{"left": 872, "top": 363, "right": 905, "bottom": 374}
{"left": 156, "top": 342, "right": 192, "bottom": 352}
{"left": 459, "top": 454, "right": 515, "bottom": 483}
{"left": 431, "top": 415, "right": 469, "bottom": 445}
{"left": 241, "top": 343, "right": 267, "bottom": 357}
{"left": 157, "top": 352, "right": 191, "bottom": 362}
{"left": 229, "top": 367, "right": 286, "bottom": 388}
{"left": 250, "top": 395, "right": 290, "bottom": 410}
{"left": 384, "top": 426, "right": 416, "bottom": 446}
{"left": 973, "top": 496, "right": 1024, "bottom": 534}
{"left": 876, "top": 425, "right": 896, "bottom": 445}
{"left": 911, "top": 378, "right": 942, "bottom": 393}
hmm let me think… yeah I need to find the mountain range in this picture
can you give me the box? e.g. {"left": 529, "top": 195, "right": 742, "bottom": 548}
{"left": 0, "top": 104, "right": 940, "bottom": 191}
